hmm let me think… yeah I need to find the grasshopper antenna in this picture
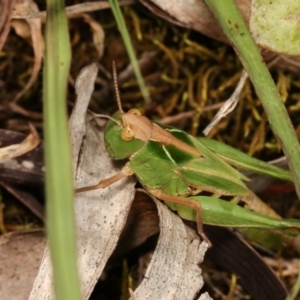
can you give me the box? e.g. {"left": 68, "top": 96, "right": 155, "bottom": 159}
{"left": 112, "top": 61, "right": 124, "bottom": 114}
{"left": 88, "top": 110, "right": 121, "bottom": 126}
{"left": 85, "top": 62, "right": 124, "bottom": 126}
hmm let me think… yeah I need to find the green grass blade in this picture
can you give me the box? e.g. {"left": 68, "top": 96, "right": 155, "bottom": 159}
{"left": 203, "top": 0, "right": 300, "bottom": 199}
{"left": 108, "top": 0, "right": 151, "bottom": 104}
{"left": 197, "top": 137, "right": 293, "bottom": 181}
{"left": 44, "top": 0, "right": 81, "bottom": 299}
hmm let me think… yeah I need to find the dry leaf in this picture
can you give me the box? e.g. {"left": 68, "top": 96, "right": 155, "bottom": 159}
{"left": 0, "top": 182, "right": 44, "bottom": 221}
{"left": 0, "top": 123, "right": 40, "bottom": 161}
{"left": 82, "top": 14, "right": 105, "bottom": 59}
{"left": 111, "top": 190, "right": 160, "bottom": 261}
{"left": 10, "top": 0, "right": 44, "bottom": 103}
{"left": 138, "top": 0, "right": 231, "bottom": 43}
{"left": 0, "top": 128, "right": 44, "bottom": 187}
{"left": 0, "top": 127, "right": 44, "bottom": 220}
{"left": 0, "top": 0, "right": 16, "bottom": 51}
{"left": 69, "top": 62, "right": 99, "bottom": 173}
{"left": 131, "top": 197, "right": 210, "bottom": 300}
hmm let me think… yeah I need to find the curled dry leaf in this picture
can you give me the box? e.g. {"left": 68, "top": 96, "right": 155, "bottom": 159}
{"left": 69, "top": 62, "right": 99, "bottom": 172}
{"left": 0, "top": 127, "right": 44, "bottom": 220}
{"left": 131, "top": 196, "right": 211, "bottom": 300}
{"left": 0, "top": 128, "right": 44, "bottom": 187}
{"left": 82, "top": 14, "right": 105, "bottom": 59}
{"left": 0, "top": 0, "right": 16, "bottom": 51}
{"left": 138, "top": 0, "right": 242, "bottom": 43}
{"left": 0, "top": 123, "right": 40, "bottom": 162}
{"left": 10, "top": 0, "right": 44, "bottom": 103}
{"left": 111, "top": 190, "right": 160, "bottom": 261}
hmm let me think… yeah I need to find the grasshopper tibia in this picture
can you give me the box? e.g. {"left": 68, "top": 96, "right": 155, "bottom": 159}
{"left": 149, "top": 189, "right": 212, "bottom": 247}
{"left": 76, "top": 163, "right": 134, "bottom": 193}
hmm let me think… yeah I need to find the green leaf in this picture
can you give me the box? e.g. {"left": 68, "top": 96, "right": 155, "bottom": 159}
{"left": 250, "top": 0, "right": 300, "bottom": 55}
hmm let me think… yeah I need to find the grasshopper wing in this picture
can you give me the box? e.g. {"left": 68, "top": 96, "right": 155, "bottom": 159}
{"left": 167, "top": 130, "right": 249, "bottom": 197}
{"left": 197, "top": 137, "right": 292, "bottom": 181}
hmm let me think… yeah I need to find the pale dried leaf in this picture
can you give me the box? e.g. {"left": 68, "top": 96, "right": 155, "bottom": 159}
{"left": 0, "top": 124, "right": 40, "bottom": 161}
{"left": 82, "top": 14, "right": 105, "bottom": 58}
{"left": 10, "top": 19, "right": 31, "bottom": 42}
{"left": 0, "top": 0, "right": 16, "bottom": 51}
{"left": 0, "top": 128, "right": 44, "bottom": 187}
{"left": 139, "top": 0, "right": 228, "bottom": 42}
{"left": 0, "top": 230, "right": 45, "bottom": 300}
{"left": 69, "top": 62, "right": 98, "bottom": 173}
{"left": 139, "top": 0, "right": 251, "bottom": 44}
{"left": 131, "top": 198, "right": 210, "bottom": 300}
{"left": 203, "top": 70, "right": 248, "bottom": 136}
{"left": 199, "top": 293, "right": 213, "bottom": 300}
{"left": 75, "top": 124, "right": 136, "bottom": 299}
{"left": 11, "top": 0, "right": 44, "bottom": 103}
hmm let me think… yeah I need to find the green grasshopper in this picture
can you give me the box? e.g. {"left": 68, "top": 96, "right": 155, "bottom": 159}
{"left": 77, "top": 65, "right": 300, "bottom": 245}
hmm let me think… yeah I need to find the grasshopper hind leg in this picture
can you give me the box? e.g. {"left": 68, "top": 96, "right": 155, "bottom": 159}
{"left": 149, "top": 189, "right": 212, "bottom": 247}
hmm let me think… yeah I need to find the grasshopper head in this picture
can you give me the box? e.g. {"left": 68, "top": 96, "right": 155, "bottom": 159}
{"left": 103, "top": 62, "right": 153, "bottom": 159}
{"left": 104, "top": 108, "right": 152, "bottom": 160}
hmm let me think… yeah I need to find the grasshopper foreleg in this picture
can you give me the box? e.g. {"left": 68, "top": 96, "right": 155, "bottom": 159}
{"left": 149, "top": 189, "right": 212, "bottom": 247}
{"left": 76, "top": 163, "right": 134, "bottom": 193}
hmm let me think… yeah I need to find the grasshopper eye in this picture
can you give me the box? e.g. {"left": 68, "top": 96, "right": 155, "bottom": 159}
{"left": 128, "top": 108, "right": 141, "bottom": 116}
{"left": 121, "top": 126, "right": 135, "bottom": 141}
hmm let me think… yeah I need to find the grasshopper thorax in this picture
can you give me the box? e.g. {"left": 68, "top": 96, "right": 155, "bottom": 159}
{"left": 121, "top": 109, "right": 153, "bottom": 141}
